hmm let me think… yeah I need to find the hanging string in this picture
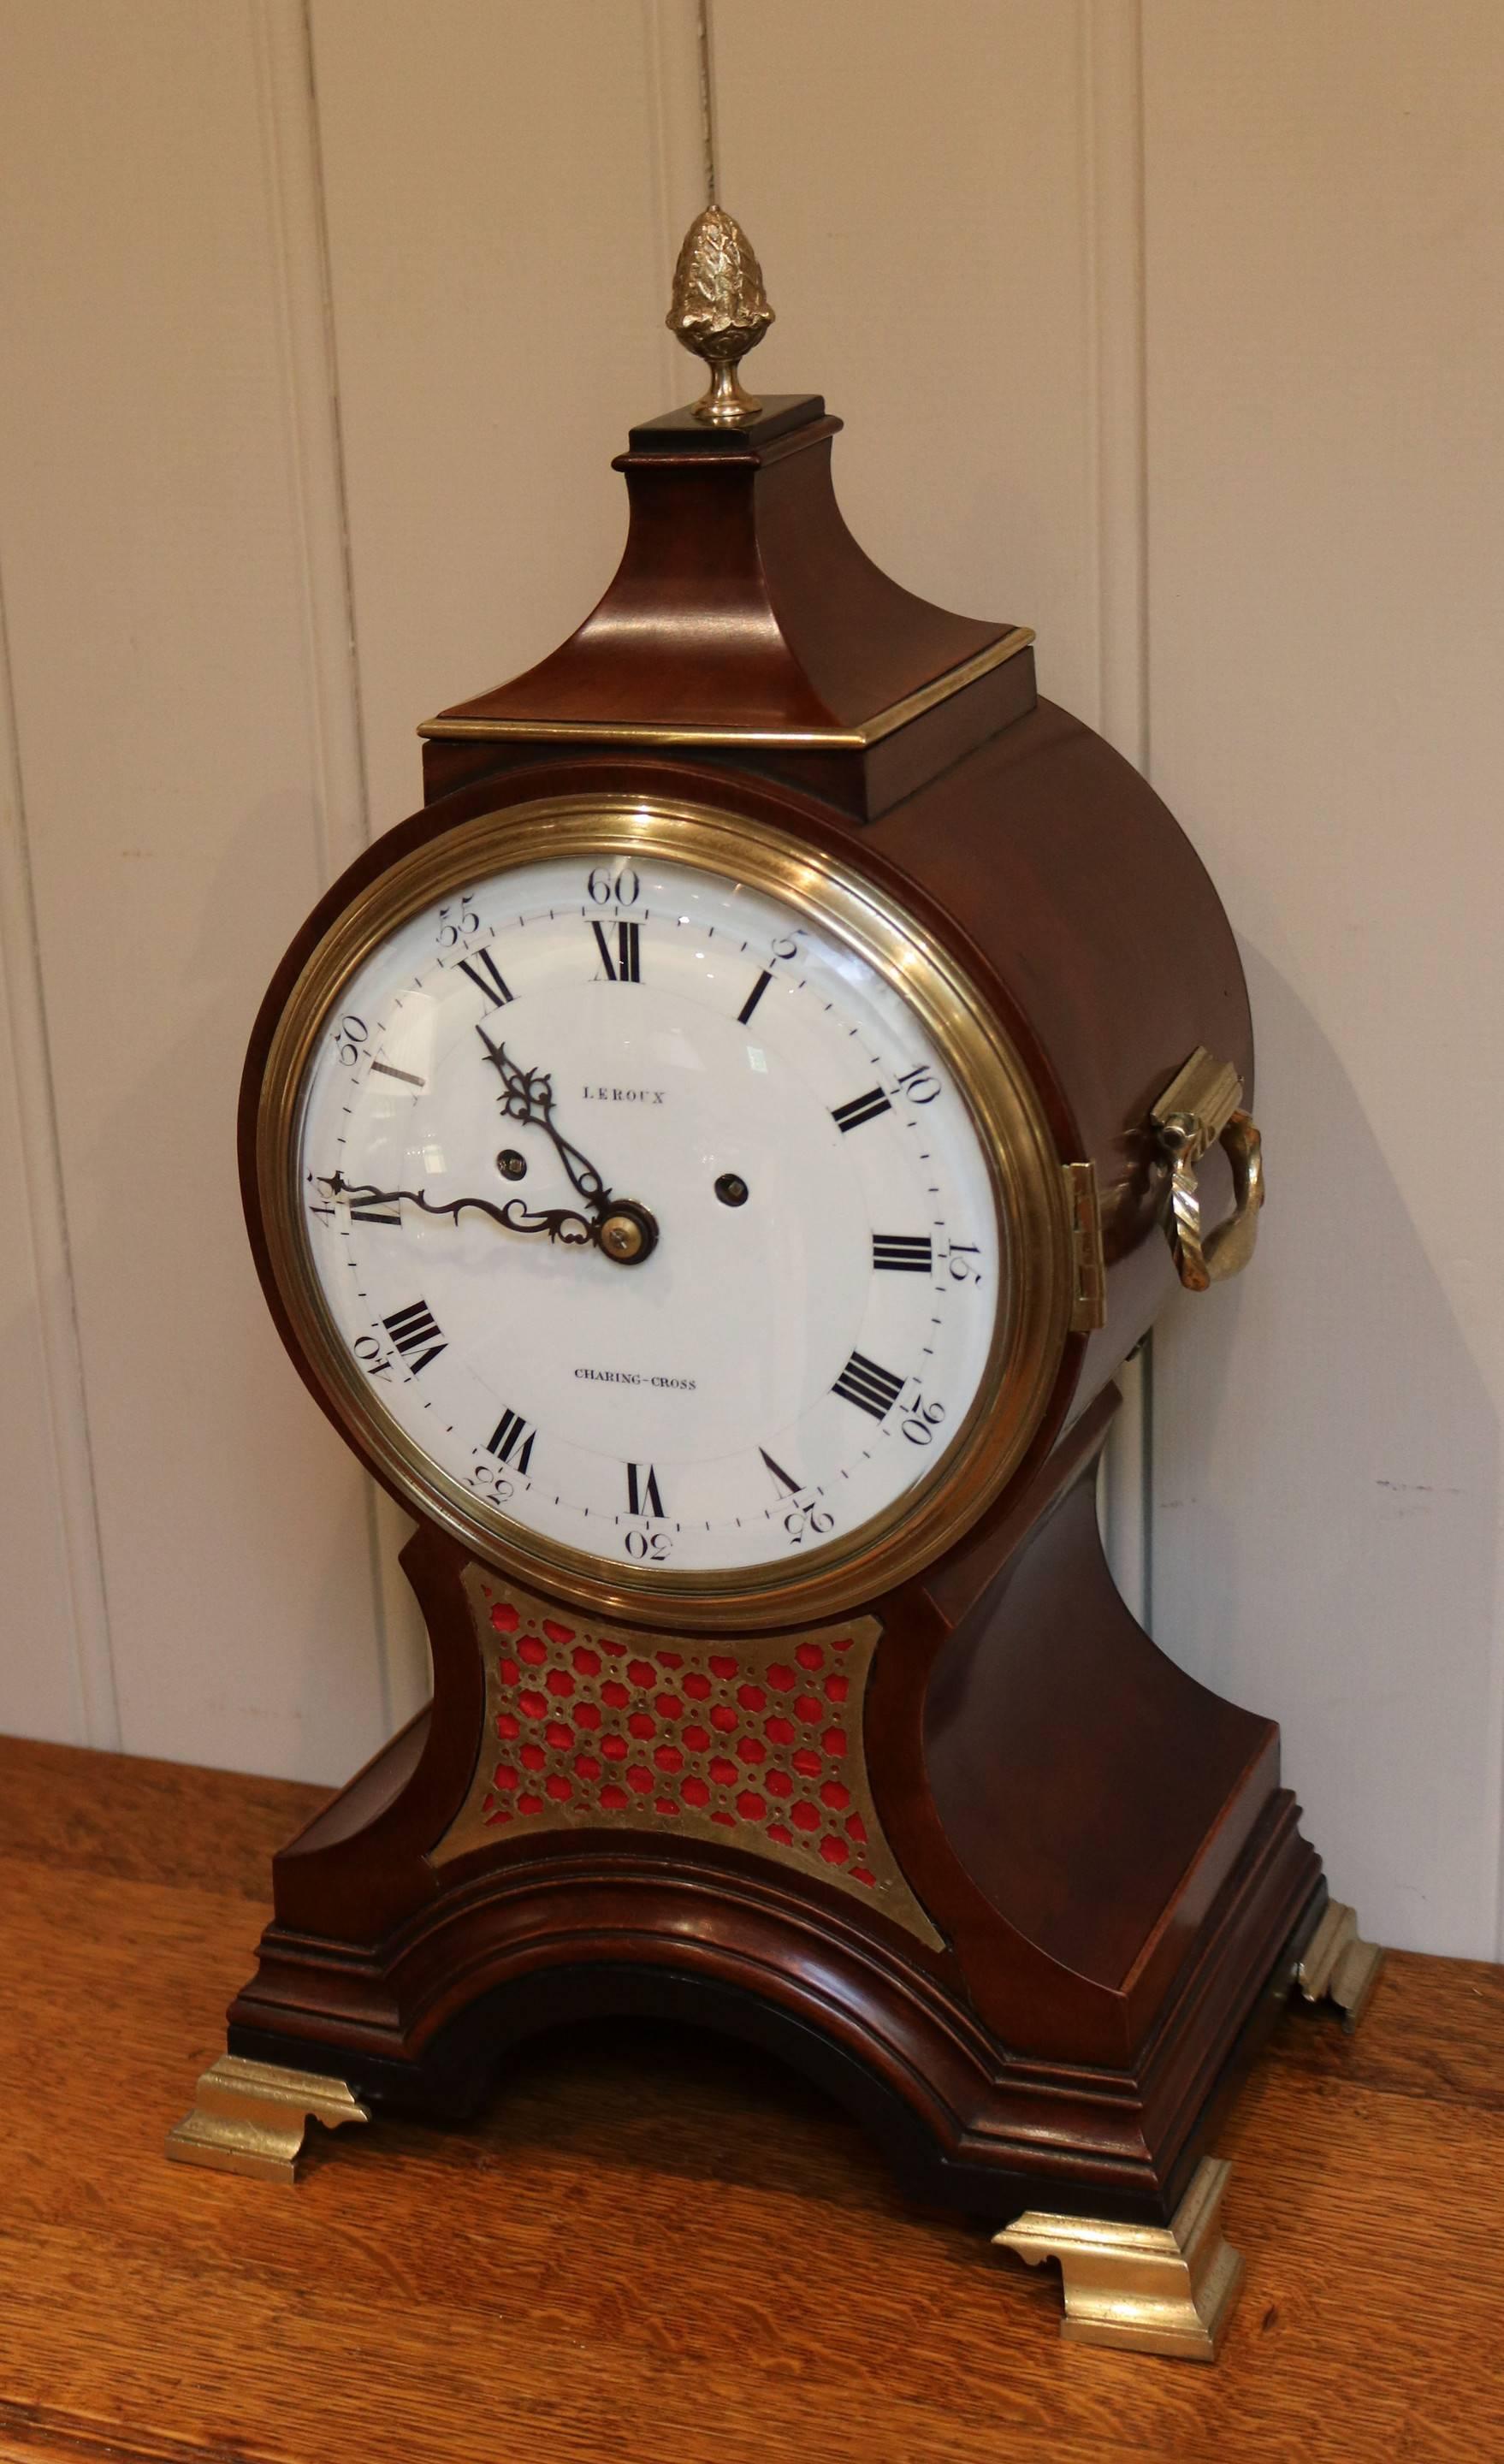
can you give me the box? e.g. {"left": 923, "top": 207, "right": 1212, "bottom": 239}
{"left": 696, "top": 0, "right": 719, "bottom": 208}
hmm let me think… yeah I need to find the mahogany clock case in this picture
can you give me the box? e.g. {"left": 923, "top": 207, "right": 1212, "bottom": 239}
{"left": 228, "top": 394, "right": 1319, "bottom": 2230}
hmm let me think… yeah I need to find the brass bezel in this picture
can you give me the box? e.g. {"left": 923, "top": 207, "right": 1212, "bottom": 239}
{"left": 256, "top": 793, "right": 1074, "bottom": 1629}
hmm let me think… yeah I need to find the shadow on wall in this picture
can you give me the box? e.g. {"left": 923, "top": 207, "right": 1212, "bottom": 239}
{"left": 1149, "top": 940, "right": 1500, "bottom": 1960}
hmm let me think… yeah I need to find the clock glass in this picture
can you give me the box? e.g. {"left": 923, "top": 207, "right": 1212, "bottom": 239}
{"left": 291, "top": 832, "right": 1004, "bottom": 1590}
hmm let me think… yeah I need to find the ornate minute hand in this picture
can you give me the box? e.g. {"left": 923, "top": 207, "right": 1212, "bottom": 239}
{"left": 319, "top": 1171, "right": 595, "bottom": 1247}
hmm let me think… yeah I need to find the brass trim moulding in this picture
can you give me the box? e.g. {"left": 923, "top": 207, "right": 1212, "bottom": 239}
{"left": 416, "top": 626, "right": 1036, "bottom": 751}
{"left": 995, "top": 2158, "right": 1245, "bottom": 2362}
{"left": 255, "top": 791, "right": 1076, "bottom": 1632}
{"left": 1064, "top": 1160, "right": 1107, "bottom": 1332}
{"left": 167, "top": 2054, "right": 369, "bottom": 2185}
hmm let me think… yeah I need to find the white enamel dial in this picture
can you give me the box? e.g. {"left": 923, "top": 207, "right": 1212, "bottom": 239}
{"left": 294, "top": 843, "right": 1004, "bottom": 1585}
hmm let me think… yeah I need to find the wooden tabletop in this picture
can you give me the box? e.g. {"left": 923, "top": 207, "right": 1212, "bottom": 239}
{"left": 0, "top": 1733, "right": 1500, "bottom": 2463}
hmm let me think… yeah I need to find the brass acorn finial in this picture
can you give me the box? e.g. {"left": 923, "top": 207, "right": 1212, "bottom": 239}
{"left": 666, "top": 206, "right": 775, "bottom": 427}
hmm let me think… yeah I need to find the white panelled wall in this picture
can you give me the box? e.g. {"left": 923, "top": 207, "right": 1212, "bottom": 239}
{"left": 1, "top": 3, "right": 1500, "bottom": 1958}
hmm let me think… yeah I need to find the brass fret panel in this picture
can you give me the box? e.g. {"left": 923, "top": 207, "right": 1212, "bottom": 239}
{"left": 434, "top": 1568, "right": 944, "bottom": 1951}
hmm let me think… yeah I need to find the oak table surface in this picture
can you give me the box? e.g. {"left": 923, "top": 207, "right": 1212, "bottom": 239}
{"left": 0, "top": 1736, "right": 1499, "bottom": 2464}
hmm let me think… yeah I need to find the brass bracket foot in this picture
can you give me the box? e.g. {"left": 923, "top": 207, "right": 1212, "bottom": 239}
{"left": 993, "top": 2156, "right": 1244, "bottom": 2361}
{"left": 1295, "top": 1898, "right": 1384, "bottom": 2031}
{"left": 166, "top": 2053, "right": 370, "bottom": 2184}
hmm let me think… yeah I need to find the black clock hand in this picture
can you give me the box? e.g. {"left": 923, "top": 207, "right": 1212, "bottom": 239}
{"left": 320, "top": 1172, "right": 595, "bottom": 1248}
{"left": 475, "top": 1028, "right": 612, "bottom": 1217}
{"left": 321, "top": 1172, "right": 658, "bottom": 1266}
{"left": 471, "top": 1029, "right": 659, "bottom": 1262}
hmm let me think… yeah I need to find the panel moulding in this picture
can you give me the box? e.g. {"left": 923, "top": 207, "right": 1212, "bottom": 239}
{"left": 642, "top": 0, "right": 717, "bottom": 405}
{"left": 0, "top": 554, "right": 120, "bottom": 1747}
{"left": 251, "top": 0, "right": 423, "bottom": 1727}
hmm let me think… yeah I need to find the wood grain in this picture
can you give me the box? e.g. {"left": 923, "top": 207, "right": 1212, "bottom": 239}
{"left": 0, "top": 1738, "right": 1500, "bottom": 2463}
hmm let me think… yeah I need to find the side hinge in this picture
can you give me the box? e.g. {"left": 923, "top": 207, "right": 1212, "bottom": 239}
{"left": 1064, "top": 1161, "right": 1107, "bottom": 1333}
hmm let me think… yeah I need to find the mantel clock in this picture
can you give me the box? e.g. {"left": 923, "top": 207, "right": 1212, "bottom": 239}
{"left": 171, "top": 211, "right": 1380, "bottom": 2360}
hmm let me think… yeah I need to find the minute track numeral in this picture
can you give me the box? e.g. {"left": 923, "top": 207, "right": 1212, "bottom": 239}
{"left": 626, "top": 1461, "right": 665, "bottom": 1517}
{"left": 873, "top": 1234, "right": 933, "bottom": 1273}
{"left": 486, "top": 1407, "right": 536, "bottom": 1475}
{"left": 457, "top": 946, "right": 513, "bottom": 1008}
{"left": 831, "top": 1087, "right": 891, "bottom": 1134}
{"left": 381, "top": 1298, "right": 447, "bottom": 1376}
{"left": 593, "top": 919, "right": 642, "bottom": 983}
{"left": 832, "top": 1351, "right": 905, "bottom": 1421}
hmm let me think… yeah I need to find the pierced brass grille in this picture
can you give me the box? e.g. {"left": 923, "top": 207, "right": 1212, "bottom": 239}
{"left": 435, "top": 1568, "right": 943, "bottom": 1950}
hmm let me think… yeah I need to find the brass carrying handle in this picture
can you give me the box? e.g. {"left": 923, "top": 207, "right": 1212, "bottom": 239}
{"left": 1150, "top": 1047, "right": 1265, "bottom": 1292}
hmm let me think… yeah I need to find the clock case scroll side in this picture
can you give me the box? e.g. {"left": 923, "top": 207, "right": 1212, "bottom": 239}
{"left": 231, "top": 391, "right": 1325, "bottom": 2227}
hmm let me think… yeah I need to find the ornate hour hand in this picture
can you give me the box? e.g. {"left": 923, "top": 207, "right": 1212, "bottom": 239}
{"left": 475, "top": 1028, "right": 613, "bottom": 1211}
{"left": 474, "top": 1028, "right": 658, "bottom": 1264}
{"left": 319, "top": 1172, "right": 596, "bottom": 1248}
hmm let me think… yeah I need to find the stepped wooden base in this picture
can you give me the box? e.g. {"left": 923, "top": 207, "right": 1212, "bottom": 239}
{"left": 996, "top": 2156, "right": 1244, "bottom": 2360}
{"left": 173, "top": 1389, "right": 1347, "bottom": 2323}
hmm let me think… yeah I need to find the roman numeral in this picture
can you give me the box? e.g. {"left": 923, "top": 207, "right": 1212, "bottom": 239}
{"left": 351, "top": 1200, "right": 402, "bottom": 1227}
{"left": 832, "top": 1351, "right": 904, "bottom": 1421}
{"left": 592, "top": 919, "right": 642, "bottom": 982}
{"left": 831, "top": 1087, "right": 891, "bottom": 1134}
{"left": 737, "top": 968, "right": 772, "bottom": 1025}
{"left": 458, "top": 946, "right": 513, "bottom": 1007}
{"left": 381, "top": 1298, "right": 447, "bottom": 1375}
{"left": 873, "top": 1234, "right": 933, "bottom": 1273}
{"left": 370, "top": 1058, "right": 425, "bottom": 1087}
{"left": 759, "top": 1447, "right": 803, "bottom": 1498}
{"left": 487, "top": 1407, "right": 536, "bottom": 1475}
{"left": 626, "top": 1462, "right": 665, "bottom": 1518}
